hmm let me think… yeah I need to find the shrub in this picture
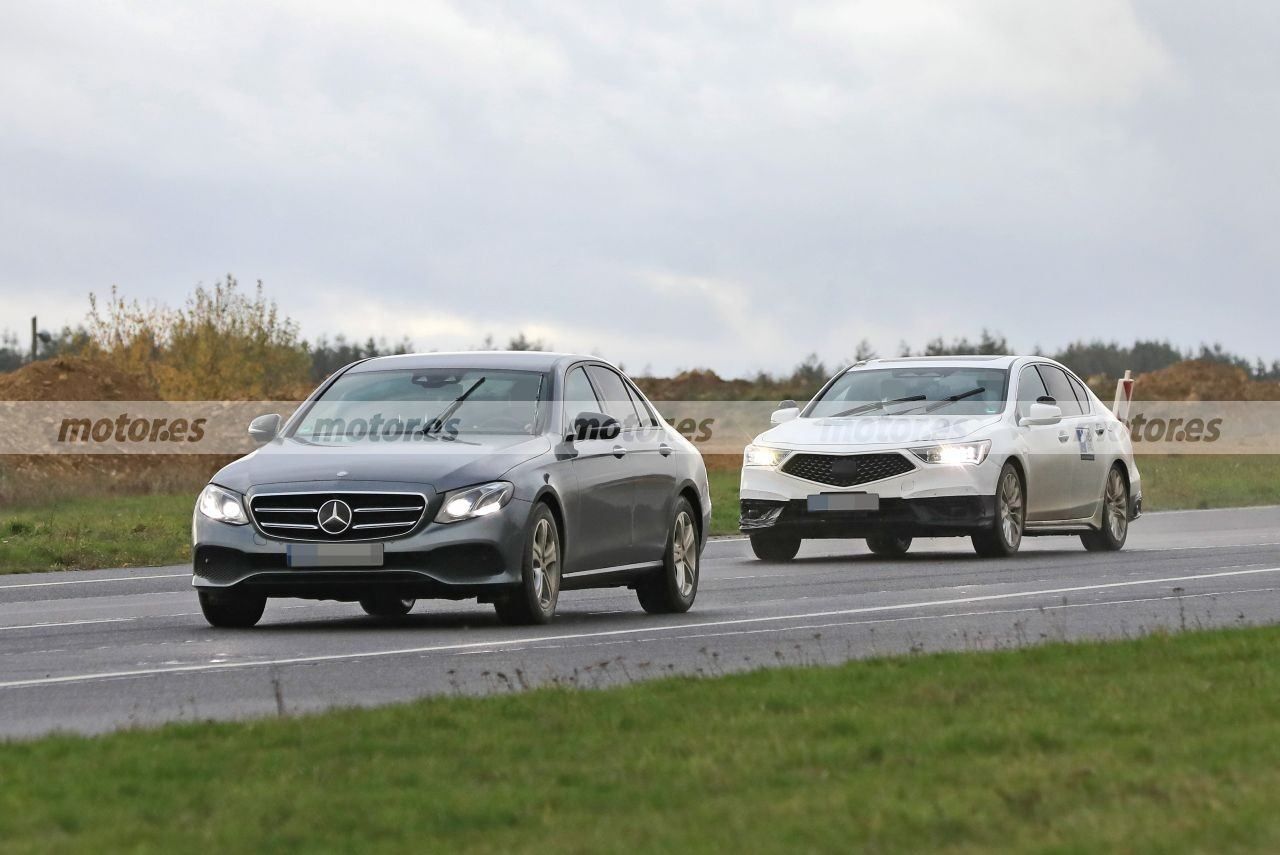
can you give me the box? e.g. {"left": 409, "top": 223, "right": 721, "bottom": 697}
{"left": 85, "top": 276, "right": 311, "bottom": 400}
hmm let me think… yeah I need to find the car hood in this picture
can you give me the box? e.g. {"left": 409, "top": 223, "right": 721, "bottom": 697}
{"left": 211, "top": 434, "right": 551, "bottom": 495}
{"left": 757, "top": 414, "right": 1003, "bottom": 449}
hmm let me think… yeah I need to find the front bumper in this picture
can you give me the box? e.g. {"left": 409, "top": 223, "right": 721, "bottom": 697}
{"left": 740, "top": 496, "right": 997, "bottom": 538}
{"left": 193, "top": 492, "right": 532, "bottom": 600}
{"left": 740, "top": 450, "right": 1002, "bottom": 537}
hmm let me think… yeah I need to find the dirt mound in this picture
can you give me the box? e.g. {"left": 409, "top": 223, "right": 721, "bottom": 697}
{"left": 1135, "top": 360, "right": 1280, "bottom": 401}
{"left": 636, "top": 368, "right": 814, "bottom": 403}
{"left": 0, "top": 356, "right": 157, "bottom": 401}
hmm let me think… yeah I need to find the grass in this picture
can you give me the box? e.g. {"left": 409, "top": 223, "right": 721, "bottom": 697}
{"left": 2, "top": 456, "right": 1279, "bottom": 574}
{"left": 708, "top": 466, "right": 740, "bottom": 535}
{"left": 1137, "top": 455, "right": 1280, "bottom": 510}
{"left": 4, "top": 626, "right": 1280, "bottom": 851}
{"left": 0, "top": 493, "right": 192, "bottom": 573}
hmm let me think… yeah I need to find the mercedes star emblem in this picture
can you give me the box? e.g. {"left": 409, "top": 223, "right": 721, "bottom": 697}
{"left": 318, "top": 499, "right": 353, "bottom": 534}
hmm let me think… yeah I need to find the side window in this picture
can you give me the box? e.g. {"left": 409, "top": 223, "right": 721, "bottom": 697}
{"left": 1066, "top": 373, "right": 1092, "bottom": 415}
{"left": 1016, "top": 365, "right": 1050, "bottom": 419}
{"left": 564, "top": 367, "right": 601, "bottom": 421}
{"left": 1036, "top": 366, "right": 1084, "bottom": 417}
{"left": 586, "top": 365, "right": 643, "bottom": 429}
{"left": 624, "top": 380, "right": 659, "bottom": 427}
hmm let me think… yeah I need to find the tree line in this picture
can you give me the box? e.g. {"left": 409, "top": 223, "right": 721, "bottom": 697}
{"left": 4, "top": 279, "right": 1278, "bottom": 391}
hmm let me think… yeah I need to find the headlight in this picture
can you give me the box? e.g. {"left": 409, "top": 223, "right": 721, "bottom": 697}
{"left": 910, "top": 440, "right": 991, "bottom": 466}
{"left": 435, "top": 481, "right": 514, "bottom": 523}
{"left": 197, "top": 484, "right": 249, "bottom": 525}
{"left": 744, "top": 444, "right": 789, "bottom": 467}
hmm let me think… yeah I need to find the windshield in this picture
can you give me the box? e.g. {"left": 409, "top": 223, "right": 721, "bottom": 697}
{"left": 292, "top": 368, "right": 547, "bottom": 442}
{"left": 806, "top": 367, "right": 1009, "bottom": 418}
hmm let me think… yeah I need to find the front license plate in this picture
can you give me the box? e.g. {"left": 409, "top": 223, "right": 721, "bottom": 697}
{"left": 808, "top": 493, "right": 880, "bottom": 512}
{"left": 287, "top": 543, "right": 384, "bottom": 568}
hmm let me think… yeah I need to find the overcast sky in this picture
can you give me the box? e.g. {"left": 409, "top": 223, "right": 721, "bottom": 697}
{"left": 2, "top": 1, "right": 1277, "bottom": 376}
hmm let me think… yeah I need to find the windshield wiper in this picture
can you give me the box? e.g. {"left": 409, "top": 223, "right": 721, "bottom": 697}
{"left": 830, "top": 394, "right": 926, "bottom": 418}
{"left": 422, "top": 377, "right": 486, "bottom": 435}
{"left": 912, "top": 387, "right": 987, "bottom": 415}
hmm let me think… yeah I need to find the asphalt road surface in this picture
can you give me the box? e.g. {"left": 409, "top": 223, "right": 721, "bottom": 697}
{"left": 4, "top": 506, "right": 1280, "bottom": 738}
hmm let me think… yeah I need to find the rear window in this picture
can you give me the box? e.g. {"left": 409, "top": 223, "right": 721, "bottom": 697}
{"left": 1066, "top": 373, "right": 1092, "bottom": 414}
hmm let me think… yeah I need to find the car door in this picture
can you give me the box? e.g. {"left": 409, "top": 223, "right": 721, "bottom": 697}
{"left": 1065, "top": 370, "right": 1110, "bottom": 516}
{"left": 1016, "top": 364, "right": 1075, "bottom": 520}
{"left": 562, "top": 365, "right": 634, "bottom": 571}
{"left": 623, "top": 372, "right": 679, "bottom": 562}
{"left": 585, "top": 365, "right": 670, "bottom": 565}
{"left": 1035, "top": 365, "right": 1096, "bottom": 519}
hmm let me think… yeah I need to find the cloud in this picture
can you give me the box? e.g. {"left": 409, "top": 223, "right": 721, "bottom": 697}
{"left": 791, "top": 0, "right": 1171, "bottom": 108}
{"left": 1, "top": 2, "right": 1277, "bottom": 376}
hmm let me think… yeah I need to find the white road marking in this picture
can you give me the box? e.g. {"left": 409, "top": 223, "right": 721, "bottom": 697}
{"left": 564, "top": 586, "right": 1280, "bottom": 648}
{"left": 1, "top": 565, "right": 1278, "bottom": 691}
{"left": 432, "top": 585, "right": 1280, "bottom": 658}
{"left": 0, "top": 573, "right": 189, "bottom": 590}
{"left": 0, "top": 617, "right": 137, "bottom": 632}
{"left": 0, "top": 611, "right": 216, "bottom": 633}
{"left": 2, "top": 525, "right": 1277, "bottom": 590}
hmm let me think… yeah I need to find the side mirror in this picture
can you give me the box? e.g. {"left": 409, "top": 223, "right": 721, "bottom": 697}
{"left": 1020, "top": 402, "right": 1062, "bottom": 427}
{"left": 248, "top": 413, "right": 282, "bottom": 444}
{"left": 771, "top": 406, "right": 800, "bottom": 425}
{"left": 571, "top": 411, "right": 621, "bottom": 442}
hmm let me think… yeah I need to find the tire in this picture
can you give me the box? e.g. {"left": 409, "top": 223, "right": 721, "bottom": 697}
{"left": 359, "top": 595, "right": 416, "bottom": 617}
{"left": 972, "top": 462, "right": 1025, "bottom": 558}
{"left": 637, "top": 497, "right": 701, "bottom": 614}
{"left": 1081, "top": 465, "right": 1129, "bottom": 552}
{"left": 866, "top": 534, "right": 912, "bottom": 557}
{"left": 198, "top": 589, "right": 267, "bottom": 628}
{"left": 494, "top": 503, "right": 561, "bottom": 626}
{"left": 749, "top": 532, "right": 801, "bottom": 562}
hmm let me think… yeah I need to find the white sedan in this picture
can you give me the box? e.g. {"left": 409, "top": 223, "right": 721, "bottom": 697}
{"left": 739, "top": 355, "right": 1142, "bottom": 560}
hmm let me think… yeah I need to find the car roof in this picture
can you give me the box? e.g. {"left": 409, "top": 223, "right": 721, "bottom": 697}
{"left": 344, "top": 351, "right": 609, "bottom": 374}
{"left": 855, "top": 355, "right": 1021, "bottom": 370}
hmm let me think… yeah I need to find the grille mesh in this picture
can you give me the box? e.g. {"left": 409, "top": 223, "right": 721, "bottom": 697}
{"left": 781, "top": 453, "right": 914, "bottom": 488}
{"left": 250, "top": 492, "right": 427, "bottom": 542}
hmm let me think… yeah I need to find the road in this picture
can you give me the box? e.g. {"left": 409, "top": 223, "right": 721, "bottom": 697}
{"left": 3, "top": 506, "right": 1280, "bottom": 738}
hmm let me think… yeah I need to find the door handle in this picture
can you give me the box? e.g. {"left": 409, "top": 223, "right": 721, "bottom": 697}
{"left": 1094, "top": 423, "right": 1105, "bottom": 436}
{"left": 612, "top": 445, "right": 628, "bottom": 459}
{"left": 1058, "top": 431, "right": 1071, "bottom": 443}
{"left": 658, "top": 443, "right": 673, "bottom": 457}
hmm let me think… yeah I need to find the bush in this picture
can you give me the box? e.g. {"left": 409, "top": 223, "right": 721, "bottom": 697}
{"left": 85, "top": 276, "right": 311, "bottom": 400}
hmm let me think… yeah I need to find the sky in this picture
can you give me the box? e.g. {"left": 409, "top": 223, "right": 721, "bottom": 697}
{"left": 2, "top": 1, "right": 1277, "bottom": 376}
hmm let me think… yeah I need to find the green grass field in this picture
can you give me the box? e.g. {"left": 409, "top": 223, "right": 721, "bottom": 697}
{"left": 2, "top": 626, "right": 1279, "bottom": 852}
{"left": 0, "top": 493, "right": 192, "bottom": 573}
{"left": 1136, "top": 455, "right": 1280, "bottom": 510}
{"left": 2, "top": 456, "right": 1279, "bottom": 574}
{"left": 708, "top": 466, "right": 740, "bottom": 535}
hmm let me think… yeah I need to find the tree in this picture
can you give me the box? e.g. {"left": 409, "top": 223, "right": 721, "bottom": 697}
{"left": 1053, "top": 338, "right": 1185, "bottom": 379}
{"left": 789, "top": 353, "right": 828, "bottom": 389}
{"left": 507, "top": 332, "right": 548, "bottom": 351}
{"left": 85, "top": 276, "right": 312, "bottom": 399}
{"left": 923, "top": 329, "right": 1009, "bottom": 356}
{"left": 851, "top": 339, "right": 876, "bottom": 361}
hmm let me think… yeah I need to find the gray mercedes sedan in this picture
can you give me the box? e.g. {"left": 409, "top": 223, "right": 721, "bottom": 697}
{"left": 192, "top": 352, "right": 710, "bottom": 628}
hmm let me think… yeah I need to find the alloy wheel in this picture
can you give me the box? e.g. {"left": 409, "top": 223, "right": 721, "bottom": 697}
{"left": 999, "top": 469, "right": 1024, "bottom": 548}
{"left": 672, "top": 510, "right": 698, "bottom": 597}
{"left": 1105, "top": 469, "right": 1128, "bottom": 542}
{"left": 530, "top": 517, "right": 559, "bottom": 610}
